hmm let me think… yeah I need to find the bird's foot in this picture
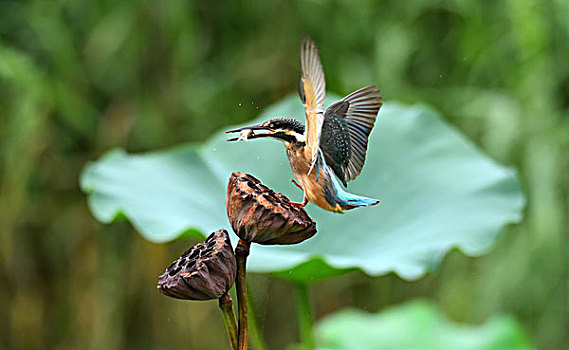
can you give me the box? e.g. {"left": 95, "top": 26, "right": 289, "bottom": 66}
{"left": 289, "top": 181, "right": 307, "bottom": 208}
{"left": 290, "top": 195, "right": 309, "bottom": 208}
{"left": 289, "top": 201, "right": 308, "bottom": 208}
{"left": 291, "top": 179, "right": 303, "bottom": 191}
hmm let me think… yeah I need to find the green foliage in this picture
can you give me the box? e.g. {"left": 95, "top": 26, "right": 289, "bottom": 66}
{"left": 316, "top": 300, "right": 533, "bottom": 350}
{"left": 1, "top": 0, "right": 568, "bottom": 349}
{"left": 81, "top": 94, "right": 524, "bottom": 281}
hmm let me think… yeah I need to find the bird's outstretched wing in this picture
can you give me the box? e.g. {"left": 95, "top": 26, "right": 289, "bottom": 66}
{"left": 320, "top": 86, "right": 382, "bottom": 186}
{"left": 298, "top": 36, "right": 326, "bottom": 170}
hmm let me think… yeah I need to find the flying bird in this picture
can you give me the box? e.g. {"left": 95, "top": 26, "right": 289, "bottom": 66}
{"left": 226, "top": 36, "right": 382, "bottom": 213}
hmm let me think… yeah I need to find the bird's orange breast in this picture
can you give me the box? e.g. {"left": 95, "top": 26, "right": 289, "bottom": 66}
{"left": 285, "top": 145, "right": 343, "bottom": 213}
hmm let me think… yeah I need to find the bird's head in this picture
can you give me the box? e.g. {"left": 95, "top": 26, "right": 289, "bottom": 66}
{"left": 226, "top": 117, "right": 305, "bottom": 145}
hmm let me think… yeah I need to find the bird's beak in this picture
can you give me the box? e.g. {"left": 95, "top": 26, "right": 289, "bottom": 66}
{"left": 225, "top": 124, "right": 275, "bottom": 142}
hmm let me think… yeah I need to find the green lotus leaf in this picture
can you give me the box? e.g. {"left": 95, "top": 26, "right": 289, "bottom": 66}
{"left": 81, "top": 94, "right": 524, "bottom": 281}
{"left": 315, "top": 300, "right": 533, "bottom": 350}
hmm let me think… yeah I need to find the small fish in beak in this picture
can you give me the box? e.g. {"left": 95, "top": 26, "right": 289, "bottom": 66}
{"left": 226, "top": 129, "right": 254, "bottom": 142}
{"left": 237, "top": 129, "right": 254, "bottom": 142}
{"left": 225, "top": 124, "right": 274, "bottom": 142}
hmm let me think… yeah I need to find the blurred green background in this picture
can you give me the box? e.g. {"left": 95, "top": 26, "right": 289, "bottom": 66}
{"left": 1, "top": 0, "right": 568, "bottom": 349}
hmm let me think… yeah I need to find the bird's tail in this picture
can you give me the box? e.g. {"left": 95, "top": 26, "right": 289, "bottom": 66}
{"left": 337, "top": 192, "right": 380, "bottom": 210}
{"left": 330, "top": 175, "right": 380, "bottom": 210}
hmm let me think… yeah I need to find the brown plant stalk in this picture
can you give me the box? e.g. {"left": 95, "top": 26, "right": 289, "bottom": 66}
{"left": 235, "top": 239, "right": 251, "bottom": 350}
{"left": 219, "top": 293, "right": 238, "bottom": 350}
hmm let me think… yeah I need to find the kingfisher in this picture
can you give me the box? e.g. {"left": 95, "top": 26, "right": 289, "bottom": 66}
{"left": 226, "top": 36, "right": 382, "bottom": 213}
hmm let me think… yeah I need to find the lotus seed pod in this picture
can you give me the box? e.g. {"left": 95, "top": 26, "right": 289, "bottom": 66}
{"left": 226, "top": 172, "right": 317, "bottom": 245}
{"left": 157, "top": 229, "right": 236, "bottom": 300}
